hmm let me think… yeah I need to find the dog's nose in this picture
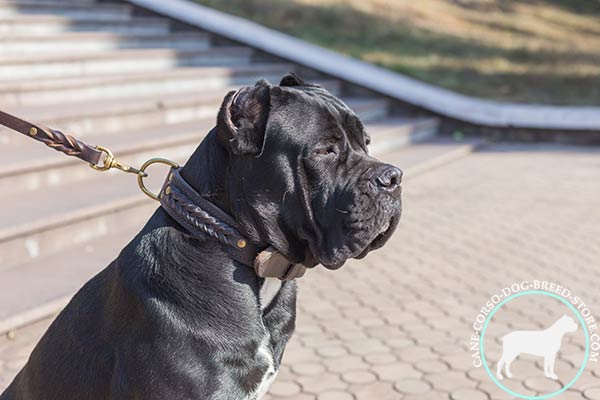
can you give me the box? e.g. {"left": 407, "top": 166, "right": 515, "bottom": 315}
{"left": 374, "top": 165, "right": 402, "bottom": 192}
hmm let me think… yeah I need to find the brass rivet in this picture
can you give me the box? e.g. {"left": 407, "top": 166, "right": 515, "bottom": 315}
{"left": 29, "top": 127, "right": 38, "bottom": 136}
{"left": 165, "top": 186, "right": 171, "bottom": 195}
{"left": 168, "top": 173, "right": 173, "bottom": 181}
{"left": 237, "top": 239, "right": 247, "bottom": 248}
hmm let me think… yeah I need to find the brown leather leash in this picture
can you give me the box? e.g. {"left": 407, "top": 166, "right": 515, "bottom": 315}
{"left": 0, "top": 109, "right": 145, "bottom": 176}
{"left": 0, "top": 110, "right": 104, "bottom": 166}
{"left": 0, "top": 110, "right": 307, "bottom": 281}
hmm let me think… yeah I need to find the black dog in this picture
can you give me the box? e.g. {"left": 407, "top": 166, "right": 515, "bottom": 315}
{"left": 1, "top": 74, "right": 402, "bottom": 400}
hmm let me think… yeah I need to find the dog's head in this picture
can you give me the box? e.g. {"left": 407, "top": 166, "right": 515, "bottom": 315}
{"left": 558, "top": 315, "right": 578, "bottom": 333}
{"left": 214, "top": 74, "right": 402, "bottom": 270}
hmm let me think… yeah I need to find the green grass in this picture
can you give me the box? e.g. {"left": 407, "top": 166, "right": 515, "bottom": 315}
{"left": 194, "top": 0, "right": 600, "bottom": 105}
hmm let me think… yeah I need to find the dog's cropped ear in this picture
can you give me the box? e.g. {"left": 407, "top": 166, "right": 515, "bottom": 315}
{"left": 279, "top": 73, "right": 308, "bottom": 87}
{"left": 217, "top": 80, "right": 271, "bottom": 156}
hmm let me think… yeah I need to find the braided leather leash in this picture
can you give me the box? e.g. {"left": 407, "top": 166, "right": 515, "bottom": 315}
{"left": 0, "top": 109, "right": 104, "bottom": 165}
{"left": 0, "top": 109, "right": 307, "bottom": 280}
{"left": 0, "top": 109, "right": 145, "bottom": 175}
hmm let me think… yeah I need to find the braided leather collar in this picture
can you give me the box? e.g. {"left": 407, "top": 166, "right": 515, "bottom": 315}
{"left": 159, "top": 168, "right": 307, "bottom": 281}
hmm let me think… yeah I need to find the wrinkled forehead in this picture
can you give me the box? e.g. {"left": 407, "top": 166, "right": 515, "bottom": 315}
{"left": 270, "top": 85, "right": 365, "bottom": 143}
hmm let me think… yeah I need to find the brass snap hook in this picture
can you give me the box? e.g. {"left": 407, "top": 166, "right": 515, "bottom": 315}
{"left": 89, "top": 146, "right": 178, "bottom": 201}
{"left": 137, "top": 158, "right": 180, "bottom": 201}
{"left": 90, "top": 145, "right": 147, "bottom": 177}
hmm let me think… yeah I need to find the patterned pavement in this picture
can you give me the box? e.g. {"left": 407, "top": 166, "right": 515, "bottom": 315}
{"left": 1, "top": 142, "right": 600, "bottom": 399}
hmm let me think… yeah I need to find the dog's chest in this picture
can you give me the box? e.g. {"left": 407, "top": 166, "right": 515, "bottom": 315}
{"left": 259, "top": 277, "right": 282, "bottom": 311}
{"left": 247, "top": 278, "right": 283, "bottom": 400}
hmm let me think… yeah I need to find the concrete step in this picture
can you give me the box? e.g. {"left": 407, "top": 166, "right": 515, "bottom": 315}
{"left": 368, "top": 117, "right": 440, "bottom": 155}
{"left": 1, "top": 89, "right": 245, "bottom": 137}
{"left": 349, "top": 98, "right": 389, "bottom": 122}
{"left": 0, "top": 47, "right": 254, "bottom": 80}
{"left": 0, "top": 15, "right": 170, "bottom": 36}
{"left": 0, "top": 136, "right": 196, "bottom": 271}
{"left": 0, "top": 3, "right": 131, "bottom": 20}
{"left": 0, "top": 115, "right": 429, "bottom": 269}
{"left": 0, "top": 32, "right": 211, "bottom": 56}
{"left": 0, "top": 135, "right": 478, "bottom": 336}
{"left": 0, "top": 63, "right": 296, "bottom": 107}
{"left": 0, "top": 91, "right": 372, "bottom": 148}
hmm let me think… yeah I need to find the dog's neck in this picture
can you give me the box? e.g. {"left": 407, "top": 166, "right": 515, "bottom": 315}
{"left": 179, "top": 129, "right": 306, "bottom": 263}
{"left": 178, "top": 128, "right": 265, "bottom": 248}
{"left": 180, "top": 128, "right": 230, "bottom": 213}
{"left": 178, "top": 128, "right": 270, "bottom": 249}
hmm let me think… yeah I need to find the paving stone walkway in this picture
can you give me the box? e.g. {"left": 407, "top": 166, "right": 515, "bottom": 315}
{"left": 1, "top": 142, "right": 600, "bottom": 399}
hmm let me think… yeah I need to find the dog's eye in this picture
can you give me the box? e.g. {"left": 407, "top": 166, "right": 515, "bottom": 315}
{"left": 315, "top": 146, "right": 337, "bottom": 156}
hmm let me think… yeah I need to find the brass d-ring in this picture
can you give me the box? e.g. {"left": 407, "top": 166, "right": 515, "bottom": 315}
{"left": 137, "top": 158, "right": 179, "bottom": 201}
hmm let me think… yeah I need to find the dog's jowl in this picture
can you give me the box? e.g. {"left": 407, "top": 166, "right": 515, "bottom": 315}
{"left": 1, "top": 74, "right": 402, "bottom": 400}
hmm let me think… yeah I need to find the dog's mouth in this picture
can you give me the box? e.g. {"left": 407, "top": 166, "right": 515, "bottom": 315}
{"left": 356, "top": 215, "right": 396, "bottom": 259}
{"left": 314, "top": 214, "right": 398, "bottom": 270}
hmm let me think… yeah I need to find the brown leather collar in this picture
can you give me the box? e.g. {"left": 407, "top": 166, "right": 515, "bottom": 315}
{"left": 159, "top": 168, "right": 307, "bottom": 281}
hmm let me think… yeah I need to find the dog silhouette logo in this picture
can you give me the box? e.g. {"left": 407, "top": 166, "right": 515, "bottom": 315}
{"left": 496, "top": 315, "right": 578, "bottom": 380}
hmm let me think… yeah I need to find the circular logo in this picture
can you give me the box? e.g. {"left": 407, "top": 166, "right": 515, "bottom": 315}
{"left": 479, "top": 290, "right": 590, "bottom": 399}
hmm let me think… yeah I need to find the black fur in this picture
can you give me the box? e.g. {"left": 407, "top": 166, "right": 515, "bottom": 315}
{"left": 1, "top": 74, "right": 401, "bottom": 400}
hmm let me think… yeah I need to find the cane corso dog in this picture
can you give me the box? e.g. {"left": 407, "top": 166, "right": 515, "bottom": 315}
{"left": 1, "top": 74, "right": 402, "bottom": 400}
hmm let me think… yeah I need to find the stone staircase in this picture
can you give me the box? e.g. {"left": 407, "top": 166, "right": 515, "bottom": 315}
{"left": 0, "top": 0, "right": 445, "bottom": 333}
